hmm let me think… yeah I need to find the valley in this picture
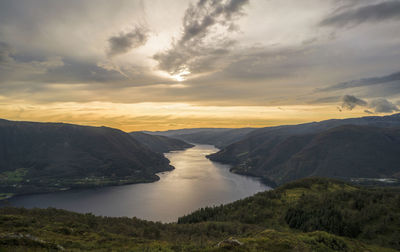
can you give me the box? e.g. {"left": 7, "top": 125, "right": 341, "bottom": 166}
{"left": 5, "top": 145, "right": 269, "bottom": 222}
{"left": 1, "top": 114, "right": 400, "bottom": 251}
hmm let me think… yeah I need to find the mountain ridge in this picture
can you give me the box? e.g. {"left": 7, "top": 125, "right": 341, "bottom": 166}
{"left": 208, "top": 113, "right": 400, "bottom": 185}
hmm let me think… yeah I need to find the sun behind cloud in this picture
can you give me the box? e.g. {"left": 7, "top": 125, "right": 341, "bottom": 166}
{"left": 171, "top": 68, "right": 191, "bottom": 82}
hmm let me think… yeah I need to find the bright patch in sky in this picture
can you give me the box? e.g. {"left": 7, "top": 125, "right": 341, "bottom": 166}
{"left": 171, "top": 68, "right": 191, "bottom": 82}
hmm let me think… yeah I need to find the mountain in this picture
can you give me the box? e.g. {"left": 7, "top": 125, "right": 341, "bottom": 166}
{"left": 129, "top": 132, "right": 193, "bottom": 153}
{"left": 146, "top": 127, "right": 255, "bottom": 148}
{"left": 0, "top": 119, "right": 172, "bottom": 198}
{"left": 208, "top": 114, "right": 400, "bottom": 185}
{"left": 145, "top": 113, "right": 400, "bottom": 149}
{"left": 1, "top": 178, "right": 399, "bottom": 251}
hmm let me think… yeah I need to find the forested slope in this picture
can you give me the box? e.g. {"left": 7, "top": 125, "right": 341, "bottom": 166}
{"left": 1, "top": 178, "right": 399, "bottom": 251}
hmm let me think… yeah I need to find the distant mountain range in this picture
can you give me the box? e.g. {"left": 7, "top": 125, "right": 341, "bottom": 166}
{"left": 208, "top": 113, "right": 400, "bottom": 185}
{"left": 145, "top": 127, "right": 254, "bottom": 148}
{"left": 129, "top": 132, "right": 194, "bottom": 153}
{"left": 0, "top": 119, "right": 185, "bottom": 198}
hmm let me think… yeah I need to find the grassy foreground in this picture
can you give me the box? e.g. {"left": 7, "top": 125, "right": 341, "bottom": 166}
{"left": 0, "top": 178, "right": 399, "bottom": 251}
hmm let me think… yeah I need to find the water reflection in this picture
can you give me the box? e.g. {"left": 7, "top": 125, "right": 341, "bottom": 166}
{"left": 7, "top": 145, "right": 271, "bottom": 222}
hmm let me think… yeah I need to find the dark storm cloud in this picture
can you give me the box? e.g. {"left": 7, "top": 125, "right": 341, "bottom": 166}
{"left": 319, "top": 71, "right": 400, "bottom": 92}
{"left": 153, "top": 0, "right": 249, "bottom": 75}
{"left": 341, "top": 95, "right": 367, "bottom": 110}
{"left": 339, "top": 95, "right": 399, "bottom": 113}
{"left": 180, "top": 0, "right": 248, "bottom": 43}
{"left": 369, "top": 98, "right": 399, "bottom": 113}
{"left": 107, "top": 26, "right": 149, "bottom": 57}
{"left": 321, "top": 1, "right": 400, "bottom": 27}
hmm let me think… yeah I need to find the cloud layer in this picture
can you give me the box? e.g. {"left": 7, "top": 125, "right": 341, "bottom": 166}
{"left": 107, "top": 26, "right": 149, "bottom": 57}
{"left": 320, "top": 71, "right": 400, "bottom": 92}
{"left": 0, "top": 0, "right": 400, "bottom": 130}
{"left": 153, "top": 0, "right": 249, "bottom": 77}
{"left": 321, "top": 1, "right": 400, "bottom": 27}
{"left": 340, "top": 95, "right": 399, "bottom": 114}
{"left": 341, "top": 95, "right": 367, "bottom": 110}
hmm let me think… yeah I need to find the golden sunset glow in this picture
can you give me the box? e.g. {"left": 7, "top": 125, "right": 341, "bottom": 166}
{"left": 0, "top": 98, "right": 370, "bottom": 131}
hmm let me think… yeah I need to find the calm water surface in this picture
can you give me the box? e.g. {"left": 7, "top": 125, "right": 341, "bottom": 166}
{"left": 7, "top": 144, "right": 270, "bottom": 222}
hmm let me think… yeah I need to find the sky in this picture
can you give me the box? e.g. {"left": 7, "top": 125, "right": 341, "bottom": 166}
{"left": 0, "top": 0, "right": 399, "bottom": 131}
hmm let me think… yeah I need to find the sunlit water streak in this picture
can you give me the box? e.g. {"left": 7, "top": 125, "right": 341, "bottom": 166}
{"left": 6, "top": 144, "right": 271, "bottom": 222}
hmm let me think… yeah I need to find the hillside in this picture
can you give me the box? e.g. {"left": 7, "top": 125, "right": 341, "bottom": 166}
{"left": 0, "top": 178, "right": 399, "bottom": 251}
{"left": 0, "top": 119, "right": 172, "bottom": 199}
{"left": 130, "top": 132, "right": 194, "bottom": 153}
{"left": 208, "top": 114, "right": 400, "bottom": 185}
{"left": 146, "top": 128, "right": 255, "bottom": 148}
{"left": 179, "top": 178, "right": 400, "bottom": 250}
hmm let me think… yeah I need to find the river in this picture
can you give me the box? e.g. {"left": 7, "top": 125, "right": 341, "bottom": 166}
{"left": 7, "top": 144, "right": 271, "bottom": 222}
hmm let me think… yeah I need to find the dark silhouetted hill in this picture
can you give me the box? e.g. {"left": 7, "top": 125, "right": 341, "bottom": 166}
{"left": 129, "top": 132, "right": 193, "bottom": 153}
{"left": 209, "top": 114, "right": 400, "bottom": 185}
{"left": 0, "top": 119, "right": 172, "bottom": 196}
